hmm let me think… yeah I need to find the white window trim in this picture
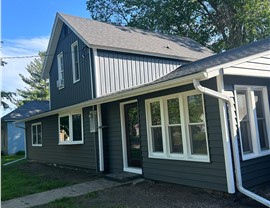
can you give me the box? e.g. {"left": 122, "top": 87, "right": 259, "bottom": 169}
{"left": 57, "top": 52, "right": 64, "bottom": 89}
{"left": 145, "top": 90, "right": 210, "bottom": 162}
{"left": 31, "top": 122, "right": 42, "bottom": 147}
{"left": 71, "top": 41, "right": 80, "bottom": 83}
{"left": 58, "top": 109, "right": 84, "bottom": 145}
{"left": 235, "top": 85, "right": 270, "bottom": 160}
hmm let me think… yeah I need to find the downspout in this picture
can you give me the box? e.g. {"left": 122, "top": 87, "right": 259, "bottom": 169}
{"left": 97, "top": 104, "right": 104, "bottom": 172}
{"left": 3, "top": 123, "right": 27, "bottom": 166}
{"left": 193, "top": 79, "right": 270, "bottom": 207}
{"left": 90, "top": 47, "right": 104, "bottom": 172}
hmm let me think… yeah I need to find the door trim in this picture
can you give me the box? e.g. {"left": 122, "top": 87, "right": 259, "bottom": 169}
{"left": 120, "top": 100, "right": 142, "bottom": 174}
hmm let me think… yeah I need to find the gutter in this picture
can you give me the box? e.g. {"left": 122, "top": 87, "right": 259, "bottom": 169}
{"left": 3, "top": 123, "right": 27, "bottom": 166}
{"left": 16, "top": 72, "right": 206, "bottom": 124}
{"left": 193, "top": 79, "right": 270, "bottom": 207}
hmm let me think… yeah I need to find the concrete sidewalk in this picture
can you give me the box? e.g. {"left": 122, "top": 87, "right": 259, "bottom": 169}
{"left": 2, "top": 178, "right": 121, "bottom": 208}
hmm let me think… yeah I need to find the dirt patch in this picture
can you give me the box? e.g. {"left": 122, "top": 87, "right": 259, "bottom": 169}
{"left": 18, "top": 161, "right": 99, "bottom": 183}
{"left": 80, "top": 180, "right": 269, "bottom": 208}
{"left": 38, "top": 180, "right": 270, "bottom": 208}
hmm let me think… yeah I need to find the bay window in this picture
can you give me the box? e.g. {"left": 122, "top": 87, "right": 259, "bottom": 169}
{"left": 59, "top": 110, "right": 83, "bottom": 145}
{"left": 235, "top": 86, "right": 270, "bottom": 160}
{"left": 146, "top": 91, "right": 209, "bottom": 162}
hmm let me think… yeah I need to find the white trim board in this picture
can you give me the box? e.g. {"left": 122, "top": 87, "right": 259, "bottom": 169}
{"left": 120, "top": 99, "right": 142, "bottom": 174}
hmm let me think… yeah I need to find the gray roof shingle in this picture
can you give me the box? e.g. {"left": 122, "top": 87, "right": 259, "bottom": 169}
{"left": 43, "top": 13, "right": 214, "bottom": 78}
{"left": 156, "top": 37, "right": 270, "bottom": 83}
{"left": 59, "top": 13, "right": 214, "bottom": 61}
{"left": 1, "top": 101, "right": 49, "bottom": 122}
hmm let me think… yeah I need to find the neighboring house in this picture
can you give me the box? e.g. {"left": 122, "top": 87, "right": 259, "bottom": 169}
{"left": 1, "top": 101, "right": 49, "bottom": 155}
{"left": 21, "top": 13, "right": 270, "bottom": 199}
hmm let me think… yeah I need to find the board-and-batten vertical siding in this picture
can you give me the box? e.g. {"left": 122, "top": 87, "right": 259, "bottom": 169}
{"left": 102, "top": 78, "right": 228, "bottom": 192}
{"left": 224, "top": 75, "right": 270, "bottom": 189}
{"left": 26, "top": 107, "right": 98, "bottom": 170}
{"left": 97, "top": 50, "right": 184, "bottom": 96}
{"left": 50, "top": 24, "right": 94, "bottom": 110}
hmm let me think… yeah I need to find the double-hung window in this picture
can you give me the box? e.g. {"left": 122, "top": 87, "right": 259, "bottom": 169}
{"left": 59, "top": 110, "right": 84, "bottom": 145}
{"left": 235, "top": 86, "right": 270, "bottom": 160}
{"left": 32, "top": 123, "right": 42, "bottom": 146}
{"left": 71, "top": 41, "right": 80, "bottom": 83}
{"left": 57, "top": 52, "right": 64, "bottom": 89}
{"left": 146, "top": 90, "right": 209, "bottom": 162}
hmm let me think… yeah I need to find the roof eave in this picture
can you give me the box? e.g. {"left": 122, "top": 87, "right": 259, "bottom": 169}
{"left": 17, "top": 71, "right": 207, "bottom": 123}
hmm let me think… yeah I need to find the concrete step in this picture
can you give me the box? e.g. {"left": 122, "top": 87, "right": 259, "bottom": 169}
{"left": 104, "top": 172, "right": 141, "bottom": 183}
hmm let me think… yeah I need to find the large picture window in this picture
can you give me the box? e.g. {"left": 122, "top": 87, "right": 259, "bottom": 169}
{"left": 71, "top": 41, "right": 80, "bottom": 83}
{"left": 235, "top": 86, "right": 270, "bottom": 160}
{"left": 145, "top": 91, "right": 209, "bottom": 162}
{"left": 32, "top": 123, "right": 42, "bottom": 146}
{"left": 59, "top": 110, "right": 83, "bottom": 145}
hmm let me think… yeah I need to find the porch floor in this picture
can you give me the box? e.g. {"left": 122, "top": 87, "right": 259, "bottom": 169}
{"left": 104, "top": 172, "right": 141, "bottom": 183}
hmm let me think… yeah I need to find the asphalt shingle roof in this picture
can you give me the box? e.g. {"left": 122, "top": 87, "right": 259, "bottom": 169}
{"left": 59, "top": 13, "right": 214, "bottom": 61}
{"left": 1, "top": 101, "right": 49, "bottom": 121}
{"left": 156, "top": 37, "right": 270, "bottom": 83}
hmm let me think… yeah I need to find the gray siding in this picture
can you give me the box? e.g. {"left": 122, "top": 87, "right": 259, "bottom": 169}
{"left": 97, "top": 50, "right": 184, "bottom": 96}
{"left": 102, "top": 101, "right": 123, "bottom": 173}
{"left": 26, "top": 107, "right": 97, "bottom": 170}
{"left": 50, "top": 24, "right": 94, "bottom": 110}
{"left": 224, "top": 75, "right": 270, "bottom": 189}
{"left": 103, "top": 78, "right": 228, "bottom": 192}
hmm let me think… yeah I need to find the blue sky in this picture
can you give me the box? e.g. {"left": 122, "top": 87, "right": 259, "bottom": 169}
{"left": 1, "top": 0, "right": 90, "bottom": 116}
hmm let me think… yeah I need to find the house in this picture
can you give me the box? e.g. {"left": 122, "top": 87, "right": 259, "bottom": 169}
{"left": 20, "top": 13, "right": 270, "bottom": 204}
{"left": 1, "top": 101, "right": 49, "bottom": 155}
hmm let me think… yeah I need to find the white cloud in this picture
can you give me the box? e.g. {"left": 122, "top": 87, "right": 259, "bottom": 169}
{"left": 1, "top": 36, "right": 49, "bottom": 115}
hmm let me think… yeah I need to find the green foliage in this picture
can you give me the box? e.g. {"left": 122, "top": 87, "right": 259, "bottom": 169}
{"left": 1, "top": 91, "right": 16, "bottom": 109}
{"left": 86, "top": 0, "right": 270, "bottom": 52}
{"left": 16, "top": 51, "right": 49, "bottom": 106}
{"left": 15, "top": 151, "right": 26, "bottom": 155}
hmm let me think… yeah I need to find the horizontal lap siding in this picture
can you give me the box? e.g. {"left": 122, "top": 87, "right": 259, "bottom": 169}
{"left": 224, "top": 75, "right": 270, "bottom": 188}
{"left": 50, "top": 25, "right": 94, "bottom": 110}
{"left": 103, "top": 78, "right": 227, "bottom": 192}
{"left": 26, "top": 107, "right": 97, "bottom": 170}
{"left": 102, "top": 101, "right": 123, "bottom": 173}
{"left": 139, "top": 78, "right": 227, "bottom": 192}
{"left": 97, "top": 50, "right": 184, "bottom": 96}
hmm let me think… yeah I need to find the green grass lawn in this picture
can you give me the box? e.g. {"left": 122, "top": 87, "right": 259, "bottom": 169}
{"left": 1, "top": 160, "right": 69, "bottom": 201}
{"left": 1, "top": 154, "right": 25, "bottom": 165}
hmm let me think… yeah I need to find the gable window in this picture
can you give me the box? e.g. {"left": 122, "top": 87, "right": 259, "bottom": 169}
{"left": 71, "top": 41, "right": 80, "bottom": 83}
{"left": 32, "top": 123, "right": 42, "bottom": 146}
{"left": 235, "top": 86, "right": 270, "bottom": 160}
{"left": 59, "top": 110, "right": 83, "bottom": 145}
{"left": 145, "top": 91, "right": 209, "bottom": 162}
{"left": 57, "top": 52, "right": 64, "bottom": 89}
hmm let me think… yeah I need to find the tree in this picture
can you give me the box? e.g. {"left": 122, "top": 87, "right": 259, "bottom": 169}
{"left": 1, "top": 56, "right": 16, "bottom": 110}
{"left": 16, "top": 51, "right": 49, "bottom": 105}
{"left": 86, "top": 0, "right": 270, "bottom": 52}
{"left": 1, "top": 91, "right": 16, "bottom": 109}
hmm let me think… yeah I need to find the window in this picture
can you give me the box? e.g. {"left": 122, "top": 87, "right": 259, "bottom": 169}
{"left": 59, "top": 110, "right": 83, "bottom": 145}
{"left": 71, "top": 41, "right": 80, "bottom": 83}
{"left": 235, "top": 86, "right": 270, "bottom": 160}
{"left": 146, "top": 91, "right": 209, "bottom": 162}
{"left": 57, "top": 52, "right": 64, "bottom": 89}
{"left": 32, "top": 123, "right": 42, "bottom": 146}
